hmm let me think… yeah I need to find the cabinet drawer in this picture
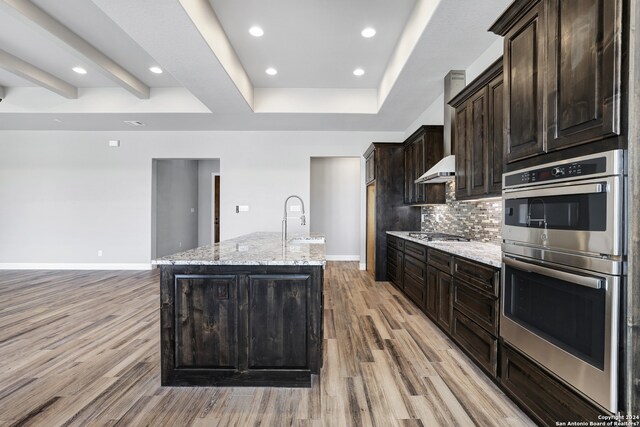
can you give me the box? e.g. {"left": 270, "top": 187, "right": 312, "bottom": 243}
{"left": 387, "top": 235, "right": 405, "bottom": 251}
{"left": 428, "top": 249, "right": 452, "bottom": 273}
{"left": 453, "top": 279, "right": 498, "bottom": 336}
{"left": 500, "top": 343, "right": 605, "bottom": 425}
{"left": 403, "top": 254, "right": 426, "bottom": 281}
{"left": 451, "top": 310, "right": 497, "bottom": 377}
{"left": 453, "top": 257, "right": 499, "bottom": 297}
{"left": 404, "top": 240, "right": 427, "bottom": 263}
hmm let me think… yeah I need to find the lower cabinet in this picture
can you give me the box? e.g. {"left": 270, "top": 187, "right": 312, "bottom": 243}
{"left": 500, "top": 343, "right": 605, "bottom": 425}
{"left": 160, "top": 265, "right": 323, "bottom": 387}
{"left": 451, "top": 309, "right": 498, "bottom": 377}
{"left": 403, "top": 254, "right": 427, "bottom": 309}
{"left": 426, "top": 264, "right": 453, "bottom": 334}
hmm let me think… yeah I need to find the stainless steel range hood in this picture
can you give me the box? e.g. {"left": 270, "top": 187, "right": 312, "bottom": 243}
{"left": 415, "top": 155, "right": 455, "bottom": 183}
{"left": 416, "top": 70, "right": 465, "bottom": 184}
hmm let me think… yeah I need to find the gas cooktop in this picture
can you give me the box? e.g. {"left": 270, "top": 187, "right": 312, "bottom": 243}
{"left": 407, "top": 232, "right": 470, "bottom": 242}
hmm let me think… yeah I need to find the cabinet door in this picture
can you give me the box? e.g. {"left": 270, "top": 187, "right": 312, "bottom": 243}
{"left": 403, "top": 145, "right": 413, "bottom": 204}
{"left": 413, "top": 137, "right": 426, "bottom": 204}
{"left": 174, "top": 275, "right": 239, "bottom": 369}
{"left": 436, "top": 272, "right": 453, "bottom": 333}
{"left": 546, "top": 0, "right": 622, "bottom": 150}
{"left": 403, "top": 255, "right": 426, "bottom": 308}
{"left": 248, "top": 275, "right": 309, "bottom": 369}
{"left": 454, "top": 104, "right": 470, "bottom": 198}
{"left": 425, "top": 266, "right": 439, "bottom": 320}
{"left": 504, "top": 2, "right": 546, "bottom": 163}
{"left": 488, "top": 75, "right": 504, "bottom": 195}
{"left": 451, "top": 310, "right": 498, "bottom": 377}
{"left": 365, "top": 151, "right": 375, "bottom": 184}
{"left": 469, "top": 88, "right": 489, "bottom": 197}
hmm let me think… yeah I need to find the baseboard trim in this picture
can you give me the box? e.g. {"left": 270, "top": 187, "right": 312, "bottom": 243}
{"left": 325, "top": 255, "right": 360, "bottom": 261}
{"left": 0, "top": 263, "right": 153, "bottom": 271}
{"left": 359, "top": 262, "right": 366, "bottom": 270}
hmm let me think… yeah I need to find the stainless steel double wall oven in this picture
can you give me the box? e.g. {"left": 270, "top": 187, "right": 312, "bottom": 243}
{"left": 501, "top": 149, "right": 626, "bottom": 413}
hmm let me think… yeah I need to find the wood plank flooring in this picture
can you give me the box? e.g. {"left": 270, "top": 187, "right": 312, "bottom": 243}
{"left": 0, "top": 262, "right": 534, "bottom": 426}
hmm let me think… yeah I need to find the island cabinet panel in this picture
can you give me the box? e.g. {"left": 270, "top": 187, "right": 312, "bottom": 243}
{"left": 248, "top": 275, "right": 309, "bottom": 369}
{"left": 160, "top": 264, "right": 323, "bottom": 387}
{"left": 175, "top": 275, "right": 239, "bottom": 369}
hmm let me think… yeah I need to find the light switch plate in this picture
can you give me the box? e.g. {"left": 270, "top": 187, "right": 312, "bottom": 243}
{"left": 108, "top": 140, "right": 120, "bottom": 147}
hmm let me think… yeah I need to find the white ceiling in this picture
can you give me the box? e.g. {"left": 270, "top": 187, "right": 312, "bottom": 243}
{"left": 0, "top": 0, "right": 511, "bottom": 131}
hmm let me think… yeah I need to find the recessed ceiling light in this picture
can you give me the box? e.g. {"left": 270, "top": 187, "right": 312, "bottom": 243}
{"left": 124, "top": 120, "right": 145, "bottom": 126}
{"left": 53, "top": 118, "right": 63, "bottom": 123}
{"left": 361, "top": 27, "right": 376, "bottom": 38}
{"left": 149, "top": 66, "right": 163, "bottom": 74}
{"left": 353, "top": 68, "right": 365, "bottom": 76}
{"left": 265, "top": 67, "right": 278, "bottom": 76}
{"left": 249, "top": 26, "right": 264, "bottom": 37}
{"left": 72, "top": 66, "right": 87, "bottom": 75}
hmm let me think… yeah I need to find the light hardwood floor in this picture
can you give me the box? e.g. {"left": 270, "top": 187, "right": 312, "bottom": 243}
{"left": 0, "top": 263, "right": 534, "bottom": 426}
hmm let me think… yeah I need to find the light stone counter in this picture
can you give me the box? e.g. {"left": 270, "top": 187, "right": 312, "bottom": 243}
{"left": 153, "top": 232, "right": 326, "bottom": 267}
{"left": 387, "top": 231, "right": 502, "bottom": 268}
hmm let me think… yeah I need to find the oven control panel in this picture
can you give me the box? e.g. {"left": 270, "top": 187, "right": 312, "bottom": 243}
{"left": 505, "top": 156, "right": 607, "bottom": 187}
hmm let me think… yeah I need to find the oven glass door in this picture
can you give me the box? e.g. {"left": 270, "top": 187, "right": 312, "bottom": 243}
{"left": 501, "top": 256, "right": 619, "bottom": 412}
{"left": 503, "top": 259, "right": 606, "bottom": 369}
{"left": 502, "top": 176, "right": 622, "bottom": 257}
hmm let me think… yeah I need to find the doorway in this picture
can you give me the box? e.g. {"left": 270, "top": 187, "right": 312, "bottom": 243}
{"left": 151, "top": 158, "right": 220, "bottom": 260}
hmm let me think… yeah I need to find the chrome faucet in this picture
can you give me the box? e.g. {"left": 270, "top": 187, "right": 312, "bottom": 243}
{"left": 282, "top": 195, "right": 306, "bottom": 241}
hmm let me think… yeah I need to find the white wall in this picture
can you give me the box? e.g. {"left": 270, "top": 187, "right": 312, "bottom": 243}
{"left": 310, "top": 157, "right": 360, "bottom": 260}
{"left": 0, "top": 130, "right": 403, "bottom": 268}
{"left": 197, "top": 159, "right": 221, "bottom": 246}
{"left": 155, "top": 159, "right": 199, "bottom": 257}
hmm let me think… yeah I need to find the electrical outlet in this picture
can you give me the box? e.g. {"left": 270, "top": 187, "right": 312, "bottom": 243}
{"left": 179, "top": 242, "right": 182, "bottom": 248}
{"left": 190, "top": 207, "right": 195, "bottom": 213}
{"left": 236, "top": 205, "right": 249, "bottom": 213}
{"left": 97, "top": 250, "right": 103, "bottom": 257}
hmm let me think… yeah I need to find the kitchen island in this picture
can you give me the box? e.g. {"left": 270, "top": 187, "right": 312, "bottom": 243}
{"left": 154, "top": 232, "right": 325, "bottom": 387}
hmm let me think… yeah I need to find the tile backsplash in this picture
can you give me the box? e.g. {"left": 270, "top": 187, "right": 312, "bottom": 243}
{"left": 421, "top": 182, "right": 502, "bottom": 244}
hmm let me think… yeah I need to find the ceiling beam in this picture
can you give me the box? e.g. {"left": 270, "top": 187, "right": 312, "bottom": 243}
{"left": 0, "top": 0, "right": 150, "bottom": 99}
{"left": 0, "top": 49, "right": 77, "bottom": 98}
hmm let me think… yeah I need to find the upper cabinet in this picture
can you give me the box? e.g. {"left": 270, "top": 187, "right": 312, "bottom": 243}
{"left": 490, "top": 0, "right": 625, "bottom": 168}
{"left": 403, "top": 126, "right": 446, "bottom": 205}
{"left": 450, "top": 59, "right": 504, "bottom": 200}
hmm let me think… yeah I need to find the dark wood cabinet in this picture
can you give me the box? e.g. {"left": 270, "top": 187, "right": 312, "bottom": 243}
{"left": 161, "top": 265, "right": 323, "bottom": 387}
{"left": 425, "top": 266, "right": 438, "bottom": 320}
{"left": 490, "top": 0, "right": 626, "bottom": 170}
{"left": 500, "top": 343, "right": 606, "bottom": 425}
{"left": 248, "top": 274, "right": 310, "bottom": 369}
{"left": 403, "top": 254, "right": 427, "bottom": 309}
{"left": 436, "top": 271, "right": 453, "bottom": 332}
{"left": 451, "top": 310, "right": 498, "bottom": 377}
{"left": 502, "top": 1, "right": 546, "bottom": 163}
{"left": 365, "top": 150, "right": 375, "bottom": 184}
{"left": 450, "top": 59, "right": 504, "bottom": 200}
{"left": 363, "top": 144, "right": 420, "bottom": 282}
{"left": 174, "top": 275, "right": 239, "bottom": 370}
{"left": 488, "top": 75, "right": 504, "bottom": 194}
{"left": 546, "top": 0, "right": 623, "bottom": 151}
{"left": 403, "top": 126, "right": 446, "bottom": 205}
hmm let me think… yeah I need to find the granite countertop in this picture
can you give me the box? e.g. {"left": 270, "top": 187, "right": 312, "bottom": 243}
{"left": 153, "top": 232, "right": 326, "bottom": 267}
{"left": 386, "top": 231, "right": 502, "bottom": 268}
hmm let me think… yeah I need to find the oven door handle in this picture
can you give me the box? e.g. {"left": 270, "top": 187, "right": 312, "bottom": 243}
{"left": 503, "top": 257, "right": 604, "bottom": 290}
{"left": 503, "top": 182, "right": 607, "bottom": 199}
